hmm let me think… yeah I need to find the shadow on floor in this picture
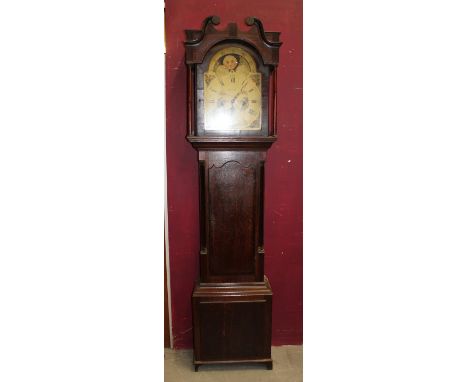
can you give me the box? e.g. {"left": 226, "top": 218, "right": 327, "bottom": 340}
{"left": 164, "top": 345, "right": 302, "bottom": 382}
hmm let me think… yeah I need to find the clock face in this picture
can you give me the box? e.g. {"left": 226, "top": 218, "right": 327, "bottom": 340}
{"left": 204, "top": 47, "right": 262, "bottom": 131}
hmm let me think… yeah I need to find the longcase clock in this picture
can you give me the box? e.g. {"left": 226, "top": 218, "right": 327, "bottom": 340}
{"left": 184, "top": 16, "right": 282, "bottom": 371}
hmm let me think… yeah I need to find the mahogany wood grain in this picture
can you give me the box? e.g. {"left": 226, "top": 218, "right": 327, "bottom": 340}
{"left": 198, "top": 150, "right": 266, "bottom": 283}
{"left": 192, "top": 277, "right": 273, "bottom": 370}
{"left": 185, "top": 17, "right": 281, "bottom": 369}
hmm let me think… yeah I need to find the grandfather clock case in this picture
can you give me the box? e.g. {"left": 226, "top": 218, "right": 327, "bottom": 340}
{"left": 185, "top": 16, "right": 282, "bottom": 371}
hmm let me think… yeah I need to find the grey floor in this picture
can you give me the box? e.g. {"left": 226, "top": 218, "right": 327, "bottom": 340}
{"left": 165, "top": 345, "right": 302, "bottom": 382}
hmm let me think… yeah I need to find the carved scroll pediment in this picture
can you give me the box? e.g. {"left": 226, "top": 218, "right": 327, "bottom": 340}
{"left": 184, "top": 16, "right": 282, "bottom": 66}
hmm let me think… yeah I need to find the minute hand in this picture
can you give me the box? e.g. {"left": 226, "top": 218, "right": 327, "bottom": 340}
{"left": 230, "top": 83, "right": 248, "bottom": 105}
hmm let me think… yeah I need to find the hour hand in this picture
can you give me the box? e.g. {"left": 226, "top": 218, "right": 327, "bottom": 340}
{"left": 230, "top": 92, "right": 241, "bottom": 104}
{"left": 230, "top": 84, "right": 247, "bottom": 104}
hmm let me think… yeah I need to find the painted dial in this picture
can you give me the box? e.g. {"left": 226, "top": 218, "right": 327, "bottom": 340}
{"left": 204, "top": 47, "right": 262, "bottom": 130}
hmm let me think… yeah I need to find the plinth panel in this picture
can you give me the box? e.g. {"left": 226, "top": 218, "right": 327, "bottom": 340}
{"left": 192, "top": 278, "right": 272, "bottom": 368}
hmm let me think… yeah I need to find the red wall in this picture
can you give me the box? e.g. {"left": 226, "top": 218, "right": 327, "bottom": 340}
{"left": 165, "top": 0, "right": 302, "bottom": 349}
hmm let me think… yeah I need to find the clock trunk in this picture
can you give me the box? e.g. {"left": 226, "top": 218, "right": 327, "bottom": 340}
{"left": 198, "top": 150, "right": 265, "bottom": 283}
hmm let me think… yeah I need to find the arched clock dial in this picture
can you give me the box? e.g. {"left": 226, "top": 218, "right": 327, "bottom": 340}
{"left": 204, "top": 47, "right": 262, "bottom": 130}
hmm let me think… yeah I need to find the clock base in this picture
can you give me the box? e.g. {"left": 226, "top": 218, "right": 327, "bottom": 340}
{"left": 192, "top": 276, "right": 273, "bottom": 370}
{"left": 194, "top": 359, "right": 273, "bottom": 372}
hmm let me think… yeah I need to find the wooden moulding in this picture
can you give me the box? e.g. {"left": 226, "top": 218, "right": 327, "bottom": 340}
{"left": 186, "top": 135, "right": 277, "bottom": 150}
{"left": 194, "top": 275, "right": 273, "bottom": 296}
{"left": 192, "top": 276, "right": 273, "bottom": 371}
{"left": 185, "top": 16, "right": 282, "bottom": 66}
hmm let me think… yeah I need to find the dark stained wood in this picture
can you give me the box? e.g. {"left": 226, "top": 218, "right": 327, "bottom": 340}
{"left": 187, "top": 65, "right": 195, "bottom": 136}
{"left": 185, "top": 16, "right": 282, "bottom": 66}
{"left": 198, "top": 150, "right": 266, "bottom": 283}
{"left": 209, "top": 160, "right": 256, "bottom": 276}
{"left": 192, "top": 277, "right": 273, "bottom": 370}
{"left": 187, "top": 135, "right": 276, "bottom": 149}
{"left": 185, "top": 17, "right": 281, "bottom": 370}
